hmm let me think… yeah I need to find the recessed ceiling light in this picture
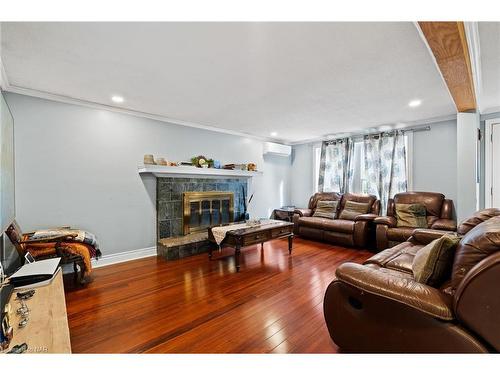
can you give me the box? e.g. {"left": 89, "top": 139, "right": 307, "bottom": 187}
{"left": 111, "top": 95, "right": 124, "bottom": 103}
{"left": 408, "top": 99, "right": 422, "bottom": 108}
{"left": 270, "top": 132, "right": 278, "bottom": 137}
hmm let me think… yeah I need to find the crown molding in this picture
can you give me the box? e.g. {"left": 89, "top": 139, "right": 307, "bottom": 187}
{"left": 289, "top": 113, "right": 458, "bottom": 146}
{"left": 2, "top": 72, "right": 460, "bottom": 147}
{"left": 480, "top": 106, "right": 500, "bottom": 117}
{"left": 4, "top": 83, "right": 291, "bottom": 144}
{"left": 464, "top": 22, "right": 483, "bottom": 113}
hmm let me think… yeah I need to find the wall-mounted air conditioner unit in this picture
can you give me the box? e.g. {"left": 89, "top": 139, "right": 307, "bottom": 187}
{"left": 263, "top": 142, "right": 292, "bottom": 157}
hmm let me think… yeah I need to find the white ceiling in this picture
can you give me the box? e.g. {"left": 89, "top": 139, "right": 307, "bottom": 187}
{"left": 1, "top": 22, "right": 457, "bottom": 143}
{"left": 478, "top": 22, "right": 500, "bottom": 114}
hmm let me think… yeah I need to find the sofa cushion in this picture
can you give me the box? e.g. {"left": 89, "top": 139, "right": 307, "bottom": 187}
{"left": 452, "top": 216, "right": 500, "bottom": 289}
{"left": 386, "top": 227, "right": 415, "bottom": 242}
{"left": 339, "top": 200, "right": 371, "bottom": 220}
{"left": 364, "top": 241, "right": 423, "bottom": 272}
{"left": 393, "top": 192, "right": 445, "bottom": 217}
{"left": 386, "top": 247, "right": 420, "bottom": 274}
{"left": 297, "top": 216, "right": 355, "bottom": 234}
{"left": 395, "top": 203, "right": 428, "bottom": 228}
{"left": 322, "top": 219, "right": 355, "bottom": 234}
{"left": 365, "top": 242, "right": 413, "bottom": 267}
{"left": 312, "top": 200, "right": 338, "bottom": 219}
{"left": 298, "top": 216, "right": 326, "bottom": 229}
{"left": 308, "top": 192, "right": 341, "bottom": 211}
{"left": 413, "top": 234, "right": 461, "bottom": 286}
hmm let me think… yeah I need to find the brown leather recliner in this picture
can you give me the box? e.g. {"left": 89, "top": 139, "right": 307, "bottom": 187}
{"left": 374, "top": 191, "right": 456, "bottom": 251}
{"left": 293, "top": 192, "right": 380, "bottom": 248}
{"left": 323, "top": 208, "right": 500, "bottom": 353}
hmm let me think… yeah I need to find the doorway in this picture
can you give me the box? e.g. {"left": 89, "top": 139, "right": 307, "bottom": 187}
{"left": 485, "top": 119, "right": 500, "bottom": 208}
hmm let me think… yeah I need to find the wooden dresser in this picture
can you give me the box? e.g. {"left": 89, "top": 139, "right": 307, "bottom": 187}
{"left": 2, "top": 268, "right": 71, "bottom": 353}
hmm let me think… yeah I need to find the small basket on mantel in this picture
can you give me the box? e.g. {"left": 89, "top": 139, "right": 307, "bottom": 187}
{"left": 144, "top": 154, "right": 156, "bottom": 165}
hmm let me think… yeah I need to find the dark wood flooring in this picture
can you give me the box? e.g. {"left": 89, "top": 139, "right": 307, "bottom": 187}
{"left": 64, "top": 237, "right": 372, "bottom": 353}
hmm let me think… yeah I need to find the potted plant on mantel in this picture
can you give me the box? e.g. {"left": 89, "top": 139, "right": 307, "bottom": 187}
{"left": 191, "top": 155, "right": 214, "bottom": 168}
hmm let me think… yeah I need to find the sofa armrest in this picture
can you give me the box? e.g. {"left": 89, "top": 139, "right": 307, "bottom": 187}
{"left": 373, "top": 216, "right": 397, "bottom": 227}
{"left": 410, "top": 228, "right": 455, "bottom": 245}
{"left": 430, "top": 218, "right": 457, "bottom": 231}
{"left": 294, "top": 208, "right": 312, "bottom": 217}
{"left": 454, "top": 252, "right": 500, "bottom": 351}
{"left": 354, "top": 213, "right": 378, "bottom": 222}
{"left": 335, "top": 263, "right": 454, "bottom": 320}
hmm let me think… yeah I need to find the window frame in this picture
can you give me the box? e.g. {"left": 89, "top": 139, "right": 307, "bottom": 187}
{"left": 312, "top": 143, "right": 322, "bottom": 193}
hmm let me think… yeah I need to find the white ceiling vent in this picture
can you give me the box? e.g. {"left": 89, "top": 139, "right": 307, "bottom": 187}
{"left": 263, "top": 142, "right": 292, "bottom": 157}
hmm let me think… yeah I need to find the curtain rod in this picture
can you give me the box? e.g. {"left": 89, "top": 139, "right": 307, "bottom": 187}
{"left": 325, "top": 125, "right": 431, "bottom": 143}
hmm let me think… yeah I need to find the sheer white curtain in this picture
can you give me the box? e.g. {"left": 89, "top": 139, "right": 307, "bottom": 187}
{"left": 363, "top": 131, "right": 407, "bottom": 214}
{"left": 318, "top": 138, "right": 353, "bottom": 193}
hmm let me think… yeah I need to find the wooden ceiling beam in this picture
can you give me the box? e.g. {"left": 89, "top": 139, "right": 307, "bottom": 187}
{"left": 418, "top": 21, "right": 477, "bottom": 112}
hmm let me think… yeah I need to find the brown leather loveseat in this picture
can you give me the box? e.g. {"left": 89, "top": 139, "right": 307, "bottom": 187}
{"left": 323, "top": 208, "right": 500, "bottom": 353}
{"left": 374, "top": 191, "right": 456, "bottom": 250}
{"left": 293, "top": 192, "right": 380, "bottom": 248}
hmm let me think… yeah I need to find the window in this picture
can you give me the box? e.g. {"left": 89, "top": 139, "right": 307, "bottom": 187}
{"left": 313, "top": 135, "right": 412, "bottom": 195}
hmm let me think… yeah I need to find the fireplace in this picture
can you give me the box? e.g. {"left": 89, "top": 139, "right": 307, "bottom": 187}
{"left": 156, "top": 177, "right": 247, "bottom": 260}
{"left": 182, "top": 191, "right": 234, "bottom": 235}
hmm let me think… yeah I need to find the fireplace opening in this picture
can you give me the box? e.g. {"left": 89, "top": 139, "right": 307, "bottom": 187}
{"left": 183, "top": 191, "right": 234, "bottom": 235}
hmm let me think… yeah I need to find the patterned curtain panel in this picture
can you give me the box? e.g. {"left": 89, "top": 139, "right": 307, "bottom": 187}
{"left": 363, "top": 131, "right": 407, "bottom": 214}
{"left": 318, "top": 138, "right": 352, "bottom": 193}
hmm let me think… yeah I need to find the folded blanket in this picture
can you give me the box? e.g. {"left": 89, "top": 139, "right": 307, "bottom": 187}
{"left": 24, "top": 228, "right": 101, "bottom": 278}
{"left": 30, "top": 229, "right": 101, "bottom": 258}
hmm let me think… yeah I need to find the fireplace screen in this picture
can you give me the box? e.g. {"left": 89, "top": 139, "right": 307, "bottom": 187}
{"left": 182, "top": 191, "right": 234, "bottom": 235}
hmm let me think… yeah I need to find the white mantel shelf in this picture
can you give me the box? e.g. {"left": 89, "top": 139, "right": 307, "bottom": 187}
{"left": 138, "top": 164, "right": 263, "bottom": 179}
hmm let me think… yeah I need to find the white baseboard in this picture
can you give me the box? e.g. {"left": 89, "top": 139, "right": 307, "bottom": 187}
{"left": 91, "top": 246, "right": 157, "bottom": 269}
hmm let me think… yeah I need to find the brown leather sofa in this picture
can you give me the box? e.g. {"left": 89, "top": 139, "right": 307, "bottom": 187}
{"left": 323, "top": 208, "right": 500, "bottom": 353}
{"left": 293, "top": 192, "right": 380, "bottom": 248}
{"left": 374, "top": 191, "right": 456, "bottom": 251}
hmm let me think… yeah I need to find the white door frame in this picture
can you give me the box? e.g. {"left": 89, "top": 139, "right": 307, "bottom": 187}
{"left": 485, "top": 118, "right": 500, "bottom": 208}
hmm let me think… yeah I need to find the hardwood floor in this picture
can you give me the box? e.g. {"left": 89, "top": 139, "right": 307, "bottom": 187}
{"left": 64, "top": 237, "right": 372, "bottom": 353}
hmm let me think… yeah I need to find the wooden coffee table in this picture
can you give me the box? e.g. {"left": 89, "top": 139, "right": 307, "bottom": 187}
{"left": 208, "top": 220, "right": 294, "bottom": 272}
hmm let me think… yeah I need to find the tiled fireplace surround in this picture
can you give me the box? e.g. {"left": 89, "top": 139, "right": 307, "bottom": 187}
{"left": 156, "top": 177, "right": 248, "bottom": 260}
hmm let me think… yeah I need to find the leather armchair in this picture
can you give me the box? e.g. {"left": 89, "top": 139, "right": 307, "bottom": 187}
{"left": 375, "top": 191, "right": 456, "bottom": 251}
{"left": 293, "top": 192, "right": 380, "bottom": 248}
{"left": 323, "top": 208, "right": 500, "bottom": 353}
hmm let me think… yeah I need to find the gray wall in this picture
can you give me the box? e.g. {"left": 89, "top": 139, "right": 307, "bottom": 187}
{"left": 6, "top": 93, "right": 291, "bottom": 256}
{"left": 290, "top": 119, "right": 459, "bottom": 211}
{"left": 290, "top": 143, "right": 315, "bottom": 207}
{"left": 412, "top": 119, "right": 458, "bottom": 206}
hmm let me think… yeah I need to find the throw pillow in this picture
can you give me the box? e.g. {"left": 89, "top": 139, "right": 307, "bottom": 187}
{"left": 312, "top": 200, "right": 338, "bottom": 219}
{"left": 412, "top": 233, "right": 461, "bottom": 286}
{"left": 395, "top": 203, "right": 428, "bottom": 228}
{"left": 339, "top": 200, "right": 371, "bottom": 220}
